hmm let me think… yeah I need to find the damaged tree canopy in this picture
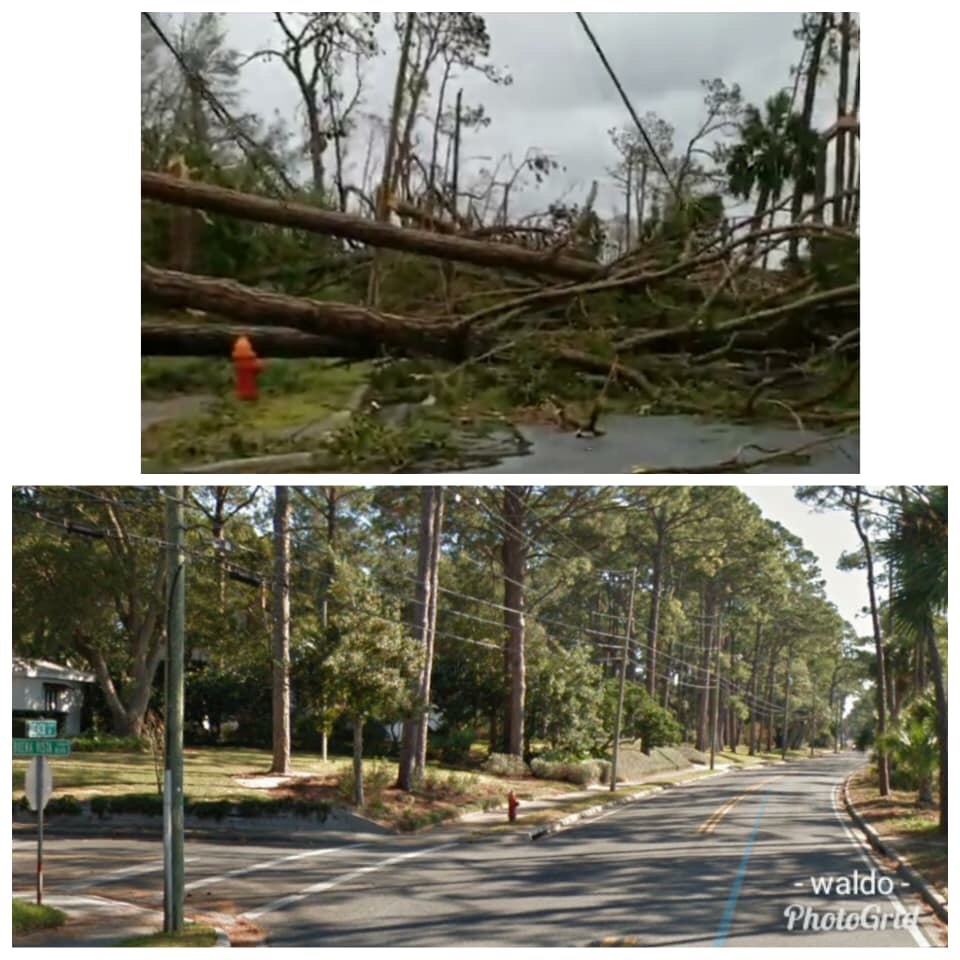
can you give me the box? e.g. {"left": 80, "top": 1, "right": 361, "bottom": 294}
{"left": 142, "top": 171, "right": 599, "bottom": 281}
{"left": 142, "top": 170, "right": 858, "bottom": 425}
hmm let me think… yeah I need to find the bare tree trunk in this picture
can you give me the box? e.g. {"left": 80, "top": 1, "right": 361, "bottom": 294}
{"left": 502, "top": 487, "right": 528, "bottom": 758}
{"left": 844, "top": 60, "right": 860, "bottom": 225}
{"left": 925, "top": 620, "right": 947, "bottom": 834}
{"left": 624, "top": 159, "right": 632, "bottom": 253}
{"left": 368, "top": 12, "right": 415, "bottom": 306}
{"left": 850, "top": 487, "right": 890, "bottom": 795}
{"left": 788, "top": 13, "right": 831, "bottom": 261}
{"left": 270, "top": 485, "right": 291, "bottom": 775}
{"left": 833, "top": 13, "right": 852, "bottom": 226}
{"left": 441, "top": 89, "right": 463, "bottom": 303}
{"left": 352, "top": 714, "right": 364, "bottom": 807}
{"left": 428, "top": 61, "right": 453, "bottom": 203}
{"left": 324, "top": 73, "right": 347, "bottom": 212}
{"left": 637, "top": 161, "right": 648, "bottom": 236}
{"left": 397, "top": 487, "right": 445, "bottom": 790}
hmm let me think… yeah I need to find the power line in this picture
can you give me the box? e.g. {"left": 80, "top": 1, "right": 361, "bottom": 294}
{"left": 142, "top": 12, "right": 297, "bottom": 195}
{"left": 575, "top": 13, "right": 679, "bottom": 201}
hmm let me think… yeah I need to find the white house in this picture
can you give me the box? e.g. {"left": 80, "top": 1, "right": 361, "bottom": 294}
{"left": 12, "top": 658, "right": 96, "bottom": 736}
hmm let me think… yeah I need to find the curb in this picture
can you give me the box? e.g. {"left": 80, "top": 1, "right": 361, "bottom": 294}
{"left": 528, "top": 766, "right": 734, "bottom": 840}
{"left": 842, "top": 771, "right": 948, "bottom": 923}
{"left": 524, "top": 752, "right": 834, "bottom": 841}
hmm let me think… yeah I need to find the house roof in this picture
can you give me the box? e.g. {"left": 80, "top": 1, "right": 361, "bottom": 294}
{"left": 12, "top": 658, "right": 96, "bottom": 684}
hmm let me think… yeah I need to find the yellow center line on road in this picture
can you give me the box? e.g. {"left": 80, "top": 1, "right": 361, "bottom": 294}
{"left": 697, "top": 777, "right": 780, "bottom": 834}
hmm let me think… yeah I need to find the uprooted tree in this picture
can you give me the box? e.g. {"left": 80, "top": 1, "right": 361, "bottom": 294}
{"left": 141, "top": 12, "right": 859, "bottom": 451}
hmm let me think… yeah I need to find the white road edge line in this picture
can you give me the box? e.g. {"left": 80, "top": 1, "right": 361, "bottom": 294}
{"left": 830, "top": 783, "right": 931, "bottom": 948}
{"left": 184, "top": 842, "right": 367, "bottom": 892}
{"left": 242, "top": 841, "right": 458, "bottom": 921}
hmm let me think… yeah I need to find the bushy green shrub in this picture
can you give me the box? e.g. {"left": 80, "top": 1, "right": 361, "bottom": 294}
{"left": 432, "top": 726, "right": 476, "bottom": 765}
{"left": 338, "top": 760, "right": 394, "bottom": 806}
{"left": 483, "top": 753, "right": 529, "bottom": 777}
{"left": 87, "top": 793, "right": 162, "bottom": 817}
{"left": 530, "top": 757, "right": 611, "bottom": 786}
{"left": 70, "top": 732, "right": 147, "bottom": 753}
{"left": 188, "top": 799, "right": 233, "bottom": 821}
{"left": 46, "top": 795, "right": 83, "bottom": 816}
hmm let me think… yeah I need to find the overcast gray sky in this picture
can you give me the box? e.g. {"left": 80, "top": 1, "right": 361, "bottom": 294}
{"left": 215, "top": 12, "right": 847, "bottom": 221}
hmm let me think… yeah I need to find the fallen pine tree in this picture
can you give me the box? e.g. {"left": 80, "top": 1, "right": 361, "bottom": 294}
{"left": 141, "top": 171, "right": 858, "bottom": 427}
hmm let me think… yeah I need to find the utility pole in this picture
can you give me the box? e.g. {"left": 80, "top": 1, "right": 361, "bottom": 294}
{"left": 610, "top": 568, "right": 638, "bottom": 792}
{"left": 709, "top": 612, "right": 722, "bottom": 771}
{"left": 781, "top": 644, "right": 794, "bottom": 762}
{"left": 810, "top": 686, "right": 817, "bottom": 757}
{"left": 163, "top": 486, "right": 186, "bottom": 934}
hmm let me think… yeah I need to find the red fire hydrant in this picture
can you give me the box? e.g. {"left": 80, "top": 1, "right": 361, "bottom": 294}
{"left": 232, "top": 335, "right": 263, "bottom": 400}
{"left": 507, "top": 790, "right": 519, "bottom": 823}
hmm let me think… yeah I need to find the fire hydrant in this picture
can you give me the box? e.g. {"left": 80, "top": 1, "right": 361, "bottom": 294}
{"left": 232, "top": 335, "right": 263, "bottom": 400}
{"left": 507, "top": 790, "right": 519, "bottom": 823}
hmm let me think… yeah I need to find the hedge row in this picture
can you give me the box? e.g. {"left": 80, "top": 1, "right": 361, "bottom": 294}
{"left": 13, "top": 793, "right": 331, "bottom": 821}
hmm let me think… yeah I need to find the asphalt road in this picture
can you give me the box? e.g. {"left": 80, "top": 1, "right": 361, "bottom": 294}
{"left": 12, "top": 753, "right": 942, "bottom": 947}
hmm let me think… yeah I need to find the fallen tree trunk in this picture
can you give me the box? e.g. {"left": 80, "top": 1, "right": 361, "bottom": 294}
{"left": 142, "top": 264, "right": 471, "bottom": 360}
{"left": 142, "top": 171, "right": 600, "bottom": 282}
{"left": 141, "top": 319, "right": 372, "bottom": 359}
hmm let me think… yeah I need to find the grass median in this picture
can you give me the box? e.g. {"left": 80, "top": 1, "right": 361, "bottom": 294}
{"left": 11, "top": 745, "right": 581, "bottom": 830}
{"left": 13, "top": 898, "right": 68, "bottom": 935}
{"left": 115, "top": 923, "right": 218, "bottom": 947}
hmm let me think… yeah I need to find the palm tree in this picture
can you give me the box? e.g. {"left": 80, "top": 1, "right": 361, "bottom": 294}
{"left": 725, "top": 90, "right": 811, "bottom": 259}
{"left": 881, "top": 486, "right": 948, "bottom": 833}
{"left": 876, "top": 698, "right": 939, "bottom": 807}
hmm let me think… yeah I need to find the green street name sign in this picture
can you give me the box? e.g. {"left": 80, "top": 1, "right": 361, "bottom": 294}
{"left": 26, "top": 720, "right": 58, "bottom": 738}
{"left": 13, "top": 739, "right": 71, "bottom": 757}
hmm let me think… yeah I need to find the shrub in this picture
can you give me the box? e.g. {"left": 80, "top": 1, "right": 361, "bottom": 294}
{"left": 188, "top": 799, "right": 233, "bottom": 821}
{"left": 71, "top": 733, "right": 147, "bottom": 753}
{"left": 483, "top": 753, "right": 529, "bottom": 777}
{"left": 433, "top": 726, "right": 476, "bottom": 765}
{"left": 338, "top": 760, "right": 394, "bottom": 806}
{"left": 530, "top": 758, "right": 611, "bottom": 786}
{"left": 46, "top": 795, "right": 83, "bottom": 816}
{"left": 92, "top": 793, "right": 163, "bottom": 817}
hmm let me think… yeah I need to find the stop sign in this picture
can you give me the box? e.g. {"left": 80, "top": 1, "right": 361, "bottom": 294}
{"left": 25, "top": 756, "right": 53, "bottom": 812}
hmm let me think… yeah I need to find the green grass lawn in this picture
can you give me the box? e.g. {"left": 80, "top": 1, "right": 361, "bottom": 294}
{"left": 116, "top": 924, "right": 218, "bottom": 947}
{"left": 12, "top": 746, "right": 351, "bottom": 802}
{"left": 13, "top": 899, "right": 68, "bottom": 935}
{"left": 141, "top": 353, "right": 373, "bottom": 468}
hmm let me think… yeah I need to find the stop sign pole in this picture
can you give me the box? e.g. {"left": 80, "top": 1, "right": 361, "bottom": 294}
{"left": 25, "top": 754, "right": 53, "bottom": 904}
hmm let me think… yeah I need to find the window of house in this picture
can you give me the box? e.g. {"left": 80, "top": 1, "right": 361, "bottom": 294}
{"left": 43, "top": 684, "right": 63, "bottom": 712}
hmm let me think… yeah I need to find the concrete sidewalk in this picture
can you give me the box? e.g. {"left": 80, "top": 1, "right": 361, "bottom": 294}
{"left": 455, "top": 761, "right": 737, "bottom": 831}
{"left": 12, "top": 893, "right": 230, "bottom": 948}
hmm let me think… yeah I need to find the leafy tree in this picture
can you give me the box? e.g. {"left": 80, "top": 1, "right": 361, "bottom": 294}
{"left": 244, "top": 13, "right": 380, "bottom": 202}
{"left": 876, "top": 697, "right": 939, "bottom": 806}
{"left": 325, "top": 560, "right": 420, "bottom": 806}
{"left": 12, "top": 487, "right": 168, "bottom": 737}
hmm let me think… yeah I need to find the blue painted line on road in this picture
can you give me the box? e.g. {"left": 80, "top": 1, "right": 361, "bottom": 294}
{"left": 713, "top": 790, "right": 770, "bottom": 947}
